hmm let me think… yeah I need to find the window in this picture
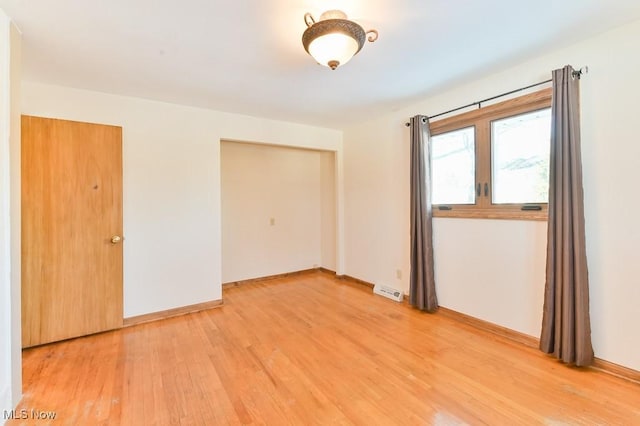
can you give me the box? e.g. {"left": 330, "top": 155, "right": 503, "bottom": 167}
{"left": 431, "top": 127, "right": 475, "bottom": 205}
{"left": 491, "top": 109, "right": 551, "bottom": 204}
{"left": 430, "top": 88, "right": 551, "bottom": 220}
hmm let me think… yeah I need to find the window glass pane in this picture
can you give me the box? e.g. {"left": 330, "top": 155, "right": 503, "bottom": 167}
{"left": 491, "top": 109, "right": 551, "bottom": 204}
{"left": 431, "top": 127, "right": 475, "bottom": 205}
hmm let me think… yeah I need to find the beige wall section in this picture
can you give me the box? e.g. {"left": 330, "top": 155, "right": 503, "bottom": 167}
{"left": 21, "top": 82, "right": 343, "bottom": 318}
{"left": 320, "top": 151, "right": 336, "bottom": 271}
{"left": 221, "top": 142, "right": 336, "bottom": 282}
{"left": 8, "top": 20, "right": 21, "bottom": 409}
{"left": 0, "top": 13, "right": 11, "bottom": 412}
{"left": 0, "top": 10, "right": 22, "bottom": 414}
{"left": 343, "top": 18, "right": 640, "bottom": 371}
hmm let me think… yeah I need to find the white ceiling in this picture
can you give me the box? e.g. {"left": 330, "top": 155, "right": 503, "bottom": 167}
{"left": 2, "top": 0, "right": 640, "bottom": 129}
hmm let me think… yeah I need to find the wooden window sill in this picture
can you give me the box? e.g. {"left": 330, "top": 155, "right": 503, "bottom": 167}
{"left": 433, "top": 208, "right": 548, "bottom": 221}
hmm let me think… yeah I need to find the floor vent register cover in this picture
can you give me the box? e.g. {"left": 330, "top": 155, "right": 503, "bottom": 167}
{"left": 373, "top": 284, "right": 403, "bottom": 302}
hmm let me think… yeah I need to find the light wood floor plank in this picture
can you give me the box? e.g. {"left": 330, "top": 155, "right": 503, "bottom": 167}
{"left": 9, "top": 271, "right": 640, "bottom": 425}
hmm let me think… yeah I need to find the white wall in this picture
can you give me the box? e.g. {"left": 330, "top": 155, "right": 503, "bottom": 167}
{"left": 221, "top": 142, "right": 336, "bottom": 282}
{"left": 343, "top": 19, "right": 640, "bottom": 371}
{"left": 0, "top": 9, "right": 21, "bottom": 416}
{"left": 21, "top": 82, "right": 343, "bottom": 318}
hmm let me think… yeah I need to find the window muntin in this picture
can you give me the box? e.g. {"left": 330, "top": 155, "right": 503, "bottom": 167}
{"left": 431, "top": 126, "right": 476, "bottom": 205}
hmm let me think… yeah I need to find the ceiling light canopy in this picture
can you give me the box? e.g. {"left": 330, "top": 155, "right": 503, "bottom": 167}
{"left": 302, "top": 10, "right": 378, "bottom": 70}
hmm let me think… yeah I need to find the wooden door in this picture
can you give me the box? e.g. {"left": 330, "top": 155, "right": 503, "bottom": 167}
{"left": 21, "top": 115, "right": 123, "bottom": 347}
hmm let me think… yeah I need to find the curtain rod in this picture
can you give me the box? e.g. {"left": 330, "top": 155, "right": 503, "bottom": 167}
{"left": 405, "top": 66, "right": 588, "bottom": 126}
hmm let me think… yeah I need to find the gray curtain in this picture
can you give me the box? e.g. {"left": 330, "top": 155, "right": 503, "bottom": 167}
{"left": 409, "top": 115, "right": 438, "bottom": 312}
{"left": 539, "top": 65, "right": 594, "bottom": 367}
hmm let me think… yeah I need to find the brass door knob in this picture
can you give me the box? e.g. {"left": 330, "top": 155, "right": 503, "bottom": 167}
{"left": 111, "top": 235, "right": 122, "bottom": 244}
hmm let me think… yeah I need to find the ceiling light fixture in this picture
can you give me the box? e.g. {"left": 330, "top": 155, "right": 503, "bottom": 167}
{"left": 302, "top": 10, "right": 378, "bottom": 70}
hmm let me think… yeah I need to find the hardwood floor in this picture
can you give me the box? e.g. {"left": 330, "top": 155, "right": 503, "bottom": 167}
{"left": 9, "top": 271, "right": 640, "bottom": 425}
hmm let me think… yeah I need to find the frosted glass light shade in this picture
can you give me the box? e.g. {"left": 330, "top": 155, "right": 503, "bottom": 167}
{"left": 308, "top": 33, "right": 360, "bottom": 69}
{"left": 302, "top": 10, "right": 377, "bottom": 70}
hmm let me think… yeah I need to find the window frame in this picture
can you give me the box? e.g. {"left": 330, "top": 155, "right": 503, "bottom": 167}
{"left": 429, "top": 88, "right": 552, "bottom": 221}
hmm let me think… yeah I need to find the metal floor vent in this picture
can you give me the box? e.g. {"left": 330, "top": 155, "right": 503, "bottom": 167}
{"left": 373, "top": 284, "right": 403, "bottom": 302}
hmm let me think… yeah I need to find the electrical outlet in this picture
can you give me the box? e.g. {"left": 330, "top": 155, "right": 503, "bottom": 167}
{"left": 270, "top": 217, "right": 275, "bottom": 226}
{"left": 396, "top": 269, "right": 402, "bottom": 279}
